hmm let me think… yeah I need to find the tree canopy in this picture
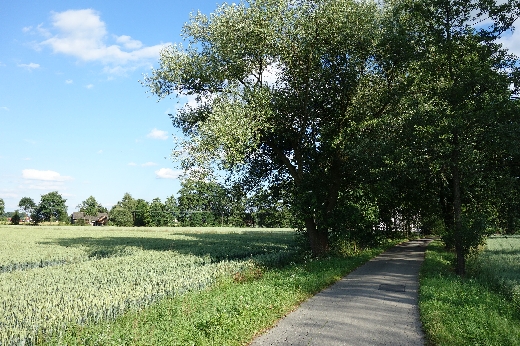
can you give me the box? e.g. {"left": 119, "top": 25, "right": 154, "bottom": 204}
{"left": 77, "top": 196, "right": 107, "bottom": 216}
{"left": 144, "top": 0, "right": 520, "bottom": 273}
{"left": 35, "top": 191, "right": 68, "bottom": 223}
{"left": 144, "top": 0, "right": 414, "bottom": 255}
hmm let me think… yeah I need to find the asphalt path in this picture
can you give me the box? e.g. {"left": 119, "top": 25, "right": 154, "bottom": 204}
{"left": 249, "top": 238, "right": 432, "bottom": 346}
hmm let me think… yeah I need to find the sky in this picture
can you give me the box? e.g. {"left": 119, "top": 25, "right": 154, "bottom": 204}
{"left": 0, "top": 0, "right": 225, "bottom": 212}
{"left": 1, "top": 1, "right": 519, "bottom": 213}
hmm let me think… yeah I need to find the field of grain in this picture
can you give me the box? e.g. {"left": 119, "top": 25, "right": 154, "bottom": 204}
{"left": 0, "top": 226, "right": 296, "bottom": 345}
{"left": 472, "top": 235, "right": 520, "bottom": 309}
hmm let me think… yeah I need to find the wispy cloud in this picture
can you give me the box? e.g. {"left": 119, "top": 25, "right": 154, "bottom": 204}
{"left": 22, "top": 169, "right": 73, "bottom": 182}
{"left": 36, "top": 9, "right": 170, "bottom": 75}
{"left": 155, "top": 168, "right": 182, "bottom": 179}
{"left": 97, "top": 150, "right": 103, "bottom": 154}
{"left": 147, "top": 128, "right": 168, "bottom": 140}
{"left": 65, "top": 79, "right": 73, "bottom": 84}
{"left": 141, "top": 162, "right": 157, "bottom": 167}
{"left": 18, "top": 63, "right": 40, "bottom": 70}
{"left": 128, "top": 162, "right": 137, "bottom": 166}
{"left": 0, "top": 107, "right": 9, "bottom": 111}
{"left": 86, "top": 84, "right": 94, "bottom": 89}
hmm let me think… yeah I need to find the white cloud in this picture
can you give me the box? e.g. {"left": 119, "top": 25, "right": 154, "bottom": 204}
{"left": 499, "top": 30, "right": 520, "bottom": 58}
{"left": 147, "top": 128, "right": 168, "bottom": 140}
{"left": 18, "top": 63, "right": 40, "bottom": 70}
{"left": 97, "top": 150, "right": 103, "bottom": 154}
{"left": 65, "top": 79, "right": 73, "bottom": 84}
{"left": 86, "top": 84, "right": 94, "bottom": 89}
{"left": 142, "top": 162, "right": 158, "bottom": 167}
{"left": 155, "top": 168, "right": 182, "bottom": 179}
{"left": 22, "top": 169, "right": 73, "bottom": 182}
{"left": 22, "top": 26, "right": 32, "bottom": 33}
{"left": 115, "top": 35, "right": 143, "bottom": 49}
{"left": 38, "top": 9, "right": 170, "bottom": 74}
{"left": 1, "top": 107, "right": 9, "bottom": 111}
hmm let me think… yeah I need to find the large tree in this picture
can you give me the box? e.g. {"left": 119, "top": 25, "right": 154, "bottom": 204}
{"left": 18, "top": 197, "right": 36, "bottom": 219}
{"left": 35, "top": 191, "right": 68, "bottom": 223}
{"left": 397, "top": 0, "right": 520, "bottom": 274}
{"left": 144, "top": 0, "right": 412, "bottom": 255}
{"left": 77, "top": 196, "right": 107, "bottom": 216}
{"left": 177, "top": 178, "right": 228, "bottom": 226}
{"left": 0, "top": 198, "right": 4, "bottom": 216}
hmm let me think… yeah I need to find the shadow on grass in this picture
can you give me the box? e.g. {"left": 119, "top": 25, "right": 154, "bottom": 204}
{"left": 40, "top": 231, "right": 297, "bottom": 264}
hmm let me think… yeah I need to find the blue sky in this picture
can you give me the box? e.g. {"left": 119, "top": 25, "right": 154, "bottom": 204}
{"left": 1, "top": 1, "right": 519, "bottom": 213}
{"left": 0, "top": 0, "right": 220, "bottom": 212}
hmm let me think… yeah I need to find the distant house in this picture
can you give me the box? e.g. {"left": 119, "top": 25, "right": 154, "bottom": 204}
{"left": 71, "top": 212, "right": 109, "bottom": 226}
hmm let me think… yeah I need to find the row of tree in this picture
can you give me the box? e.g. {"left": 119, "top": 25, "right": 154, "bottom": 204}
{"left": 143, "top": 0, "right": 520, "bottom": 275}
{"left": 4, "top": 179, "right": 292, "bottom": 228}
{"left": 106, "top": 179, "right": 292, "bottom": 228}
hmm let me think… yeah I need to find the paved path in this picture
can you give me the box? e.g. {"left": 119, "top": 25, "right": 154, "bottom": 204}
{"left": 249, "top": 238, "right": 432, "bottom": 346}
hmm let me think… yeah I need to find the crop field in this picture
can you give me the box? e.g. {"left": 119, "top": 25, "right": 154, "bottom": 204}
{"left": 0, "top": 226, "right": 296, "bottom": 345}
{"left": 420, "top": 237, "right": 520, "bottom": 345}
{"left": 471, "top": 235, "right": 520, "bottom": 308}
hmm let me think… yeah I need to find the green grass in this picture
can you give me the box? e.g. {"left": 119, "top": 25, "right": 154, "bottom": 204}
{"left": 41, "top": 239, "right": 404, "bottom": 346}
{"left": 419, "top": 241, "right": 520, "bottom": 346}
{"left": 470, "top": 235, "right": 520, "bottom": 311}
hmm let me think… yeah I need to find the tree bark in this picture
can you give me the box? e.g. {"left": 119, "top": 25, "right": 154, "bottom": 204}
{"left": 306, "top": 217, "right": 329, "bottom": 257}
{"left": 452, "top": 134, "right": 465, "bottom": 276}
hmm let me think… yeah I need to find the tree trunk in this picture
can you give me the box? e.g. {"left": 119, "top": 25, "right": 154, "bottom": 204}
{"left": 306, "top": 217, "right": 329, "bottom": 257}
{"left": 455, "top": 244, "right": 466, "bottom": 276}
{"left": 452, "top": 136, "right": 465, "bottom": 276}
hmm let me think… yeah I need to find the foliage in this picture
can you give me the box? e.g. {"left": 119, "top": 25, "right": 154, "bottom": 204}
{"left": 76, "top": 196, "right": 107, "bottom": 216}
{"left": 143, "top": 0, "right": 414, "bottom": 256}
{"left": 149, "top": 197, "right": 166, "bottom": 227}
{"left": 34, "top": 191, "right": 68, "bottom": 223}
{"left": 164, "top": 195, "right": 180, "bottom": 226}
{"left": 133, "top": 198, "right": 151, "bottom": 227}
{"left": 248, "top": 188, "right": 293, "bottom": 228}
{"left": 10, "top": 210, "right": 20, "bottom": 225}
{"left": 177, "top": 179, "right": 229, "bottom": 227}
{"left": 108, "top": 207, "right": 133, "bottom": 227}
{"left": 419, "top": 241, "right": 520, "bottom": 345}
{"left": 109, "top": 193, "right": 136, "bottom": 227}
{"left": 113, "top": 192, "right": 137, "bottom": 212}
{"left": 391, "top": 0, "right": 520, "bottom": 274}
{"left": 18, "top": 197, "right": 36, "bottom": 222}
{"left": 0, "top": 198, "right": 4, "bottom": 215}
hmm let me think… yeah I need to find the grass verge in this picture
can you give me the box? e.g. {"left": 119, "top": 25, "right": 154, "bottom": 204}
{"left": 42, "top": 239, "right": 403, "bottom": 346}
{"left": 419, "top": 241, "right": 520, "bottom": 346}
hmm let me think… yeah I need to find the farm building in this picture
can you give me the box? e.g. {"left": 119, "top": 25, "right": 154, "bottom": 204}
{"left": 70, "top": 212, "right": 108, "bottom": 226}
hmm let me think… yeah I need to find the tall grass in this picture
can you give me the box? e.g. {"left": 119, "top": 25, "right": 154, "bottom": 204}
{"left": 419, "top": 241, "right": 520, "bottom": 346}
{"left": 469, "top": 235, "right": 520, "bottom": 312}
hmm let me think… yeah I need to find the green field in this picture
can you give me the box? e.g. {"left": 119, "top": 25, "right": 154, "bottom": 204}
{"left": 0, "top": 226, "right": 296, "bottom": 345}
{"left": 419, "top": 236, "right": 520, "bottom": 345}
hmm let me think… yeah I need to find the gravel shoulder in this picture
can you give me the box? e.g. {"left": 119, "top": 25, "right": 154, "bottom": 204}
{"left": 249, "top": 238, "right": 432, "bottom": 346}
